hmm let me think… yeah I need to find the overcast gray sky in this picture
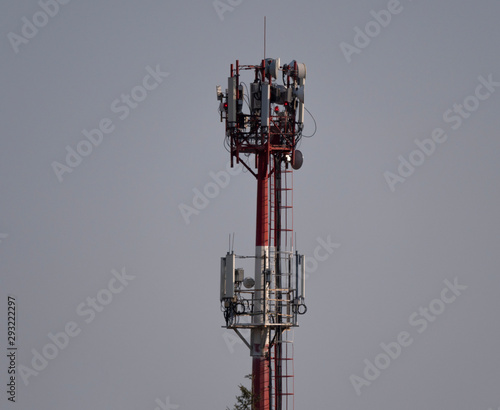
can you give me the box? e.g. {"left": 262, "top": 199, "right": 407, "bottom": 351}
{"left": 1, "top": 0, "right": 500, "bottom": 409}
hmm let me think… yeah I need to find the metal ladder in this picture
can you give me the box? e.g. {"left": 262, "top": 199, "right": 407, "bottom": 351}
{"left": 269, "top": 330, "right": 295, "bottom": 410}
{"left": 269, "top": 164, "right": 293, "bottom": 253}
{"left": 268, "top": 160, "right": 295, "bottom": 409}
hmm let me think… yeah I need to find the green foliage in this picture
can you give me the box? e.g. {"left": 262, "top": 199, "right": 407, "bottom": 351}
{"left": 227, "top": 374, "right": 255, "bottom": 410}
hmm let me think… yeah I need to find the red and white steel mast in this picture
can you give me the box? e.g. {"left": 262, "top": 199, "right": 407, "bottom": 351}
{"left": 218, "top": 58, "right": 308, "bottom": 410}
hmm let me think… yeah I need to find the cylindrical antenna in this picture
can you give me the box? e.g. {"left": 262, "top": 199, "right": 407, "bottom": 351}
{"left": 264, "top": 16, "right": 266, "bottom": 60}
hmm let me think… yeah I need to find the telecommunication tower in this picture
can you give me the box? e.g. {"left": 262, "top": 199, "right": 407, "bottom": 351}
{"left": 217, "top": 57, "right": 309, "bottom": 410}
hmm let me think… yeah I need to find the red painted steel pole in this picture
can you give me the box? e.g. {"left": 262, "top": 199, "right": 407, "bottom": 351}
{"left": 252, "top": 151, "right": 270, "bottom": 410}
{"left": 255, "top": 152, "right": 268, "bottom": 248}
